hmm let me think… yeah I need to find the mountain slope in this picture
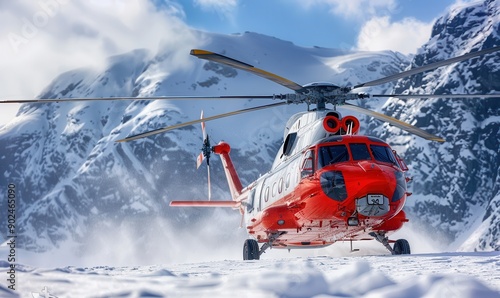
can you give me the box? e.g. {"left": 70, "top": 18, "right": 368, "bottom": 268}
{"left": 0, "top": 1, "right": 498, "bottom": 256}
{"left": 376, "top": 0, "right": 500, "bottom": 250}
{"left": 0, "top": 31, "right": 408, "bottom": 255}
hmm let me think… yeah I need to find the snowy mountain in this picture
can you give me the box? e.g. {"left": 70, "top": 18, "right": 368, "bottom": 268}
{"left": 375, "top": 0, "right": 500, "bottom": 251}
{"left": 0, "top": 0, "right": 499, "bottom": 260}
{"left": 0, "top": 31, "right": 408, "bottom": 257}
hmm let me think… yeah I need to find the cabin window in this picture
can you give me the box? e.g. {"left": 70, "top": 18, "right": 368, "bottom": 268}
{"left": 278, "top": 178, "right": 284, "bottom": 194}
{"left": 264, "top": 187, "right": 270, "bottom": 202}
{"left": 283, "top": 132, "right": 297, "bottom": 156}
{"left": 300, "top": 150, "right": 315, "bottom": 178}
{"left": 319, "top": 145, "right": 349, "bottom": 168}
{"left": 349, "top": 143, "right": 372, "bottom": 161}
{"left": 285, "top": 173, "right": 291, "bottom": 189}
{"left": 272, "top": 182, "right": 277, "bottom": 197}
{"left": 370, "top": 145, "right": 397, "bottom": 164}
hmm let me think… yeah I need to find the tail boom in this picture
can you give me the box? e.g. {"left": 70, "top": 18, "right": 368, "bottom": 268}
{"left": 213, "top": 142, "right": 243, "bottom": 200}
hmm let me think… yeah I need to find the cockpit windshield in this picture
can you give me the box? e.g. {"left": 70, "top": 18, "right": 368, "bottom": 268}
{"left": 319, "top": 145, "right": 349, "bottom": 168}
{"left": 319, "top": 143, "right": 400, "bottom": 168}
{"left": 370, "top": 145, "right": 398, "bottom": 165}
{"left": 349, "top": 143, "right": 371, "bottom": 161}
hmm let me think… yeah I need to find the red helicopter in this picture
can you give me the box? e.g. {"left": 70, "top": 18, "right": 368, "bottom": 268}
{"left": 2, "top": 46, "right": 499, "bottom": 260}
{"left": 118, "top": 46, "right": 499, "bottom": 260}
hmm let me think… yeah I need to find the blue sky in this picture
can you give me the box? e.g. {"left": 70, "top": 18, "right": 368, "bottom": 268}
{"left": 178, "top": 0, "right": 457, "bottom": 51}
{"left": 0, "top": 0, "right": 470, "bottom": 125}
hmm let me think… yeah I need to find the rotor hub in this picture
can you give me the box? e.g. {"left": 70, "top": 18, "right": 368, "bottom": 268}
{"left": 276, "top": 83, "right": 364, "bottom": 109}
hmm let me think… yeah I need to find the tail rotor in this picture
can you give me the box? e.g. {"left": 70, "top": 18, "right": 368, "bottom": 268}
{"left": 197, "top": 111, "right": 213, "bottom": 200}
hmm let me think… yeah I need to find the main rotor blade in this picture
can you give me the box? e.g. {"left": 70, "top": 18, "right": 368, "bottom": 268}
{"left": 170, "top": 200, "right": 240, "bottom": 207}
{"left": 354, "top": 46, "right": 500, "bottom": 89}
{"left": 341, "top": 103, "right": 445, "bottom": 143}
{"left": 191, "top": 49, "right": 304, "bottom": 92}
{"left": 371, "top": 94, "right": 500, "bottom": 99}
{"left": 116, "top": 102, "right": 288, "bottom": 142}
{"left": 0, "top": 95, "right": 279, "bottom": 104}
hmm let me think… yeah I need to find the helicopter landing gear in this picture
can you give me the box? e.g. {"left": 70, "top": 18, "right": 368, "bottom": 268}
{"left": 243, "top": 232, "right": 285, "bottom": 260}
{"left": 243, "top": 239, "right": 260, "bottom": 260}
{"left": 393, "top": 239, "right": 411, "bottom": 255}
{"left": 369, "top": 232, "right": 411, "bottom": 255}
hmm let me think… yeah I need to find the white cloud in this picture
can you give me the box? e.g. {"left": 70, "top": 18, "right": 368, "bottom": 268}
{"left": 356, "top": 16, "right": 433, "bottom": 55}
{"left": 292, "top": 0, "right": 436, "bottom": 55}
{"left": 0, "top": 0, "right": 197, "bottom": 125}
{"left": 193, "top": 0, "right": 237, "bottom": 21}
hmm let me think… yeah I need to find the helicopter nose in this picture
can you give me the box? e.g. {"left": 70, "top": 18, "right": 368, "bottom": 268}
{"left": 320, "top": 162, "right": 406, "bottom": 217}
{"left": 353, "top": 163, "right": 406, "bottom": 217}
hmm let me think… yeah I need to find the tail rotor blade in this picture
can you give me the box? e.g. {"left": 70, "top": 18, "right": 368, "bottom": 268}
{"left": 196, "top": 152, "right": 204, "bottom": 169}
{"left": 207, "top": 164, "right": 212, "bottom": 201}
{"left": 201, "top": 110, "right": 207, "bottom": 140}
{"left": 198, "top": 109, "right": 212, "bottom": 200}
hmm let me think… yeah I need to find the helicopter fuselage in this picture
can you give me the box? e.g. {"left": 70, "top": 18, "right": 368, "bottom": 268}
{"left": 243, "top": 134, "right": 409, "bottom": 248}
{"left": 206, "top": 109, "right": 410, "bottom": 250}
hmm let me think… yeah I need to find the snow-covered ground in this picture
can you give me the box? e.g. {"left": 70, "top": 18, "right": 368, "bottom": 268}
{"left": 1, "top": 224, "right": 499, "bottom": 297}
{"left": 1, "top": 248, "right": 499, "bottom": 297}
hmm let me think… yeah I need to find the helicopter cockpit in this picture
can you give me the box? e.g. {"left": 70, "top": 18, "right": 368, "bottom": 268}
{"left": 317, "top": 137, "right": 400, "bottom": 169}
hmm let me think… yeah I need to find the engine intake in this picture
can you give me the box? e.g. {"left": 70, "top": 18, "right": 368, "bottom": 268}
{"left": 323, "top": 116, "right": 341, "bottom": 134}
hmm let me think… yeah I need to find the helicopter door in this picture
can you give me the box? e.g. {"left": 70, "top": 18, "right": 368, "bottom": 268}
{"left": 254, "top": 182, "right": 264, "bottom": 212}
{"left": 300, "top": 150, "right": 315, "bottom": 178}
{"left": 247, "top": 189, "right": 255, "bottom": 213}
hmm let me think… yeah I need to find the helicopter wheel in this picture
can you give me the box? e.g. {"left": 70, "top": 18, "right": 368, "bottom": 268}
{"left": 243, "top": 239, "right": 260, "bottom": 260}
{"left": 393, "top": 239, "right": 411, "bottom": 255}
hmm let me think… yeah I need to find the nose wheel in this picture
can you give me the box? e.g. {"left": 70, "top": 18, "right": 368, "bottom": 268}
{"left": 369, "top": 232, "right": 411, "bottom": 255}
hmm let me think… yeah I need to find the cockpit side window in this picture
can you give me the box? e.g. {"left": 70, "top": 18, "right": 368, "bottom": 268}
{"left": 349, "top": 143, "right": 372, "bottom": 160}
{"left": 300, "top": 150, "right": 315, "bottom": 178}
{"left": 393, "top": 150, "right": 409, "bottom": 171}
{"left": 319, "top": 145, "right": 349, "bottom": 168}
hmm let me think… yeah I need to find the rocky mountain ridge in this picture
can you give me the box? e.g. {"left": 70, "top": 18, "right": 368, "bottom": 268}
{"left": 0, "top": 0, "right": 498, "bottom": 258}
